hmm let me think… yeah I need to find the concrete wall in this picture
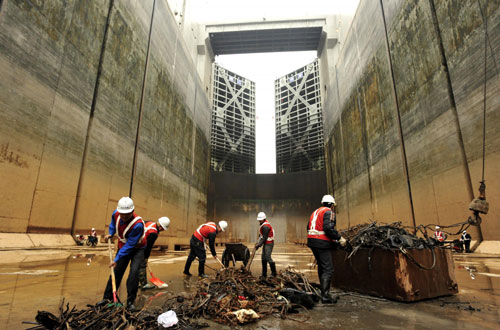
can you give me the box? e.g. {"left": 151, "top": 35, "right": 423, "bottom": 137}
{"left": 0, "top": 0, "right": 211, "bottom": 247}
{"left": 324, "top": 0, "right": 500, "bottom": 240}
{"left": 208, "top": 171, "right": 327, "bottom": 243}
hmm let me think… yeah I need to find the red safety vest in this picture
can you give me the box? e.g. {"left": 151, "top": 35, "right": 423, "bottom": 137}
{"left": 307, "top": 207, "right": 334, "bottom": 242}
{"left": 194, "top": 222, "right": 217, "bottom": 242}
{"left": 113, "top": 211, "right": 146, "bottom": 249}
{"left": 434, "top": 231, "right": 444, "bottom": 242}
{"left": 259, "top": 220, "right": 274, "bottom": 244}
{"left": 143, "top": 221, "right": 159, "bottom": 241}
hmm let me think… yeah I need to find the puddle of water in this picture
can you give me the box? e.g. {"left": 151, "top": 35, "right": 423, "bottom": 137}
{"left": 0, "top": 244, "right": 498, "bottom": 329}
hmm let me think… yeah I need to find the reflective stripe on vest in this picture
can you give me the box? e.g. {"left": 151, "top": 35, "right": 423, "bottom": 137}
{"left": 307, "top": 207, "right": 333, "bottom": 242}
{"left": 195, "top": 222, "right": 217, "bottom": 241}
{"left": 117, "top": 216, "right": 145, "bottom": 244}
{"left": 435, "top": 231, "right": 444, "bottom": 242}
{"left": 259, "top": 220, "right": 274, "bottom": 243}
{"left": 143, "top": 222, "right": 158, "bottom": 241}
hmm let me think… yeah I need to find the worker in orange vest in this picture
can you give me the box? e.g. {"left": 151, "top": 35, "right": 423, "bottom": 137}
{"left": 138, "top": 217, "right": 171, "bottom": 289}
{"left": 255, "top": 212, "right": 277, "bottom": 277}
{"left": 433, "top": 226, "right": 446, "bottom": 245}
{"left": 183, "top": 220, "right": 228, "bottom": 278}
{"left": 307, "top": 194, "right": 347, "bottom": 304}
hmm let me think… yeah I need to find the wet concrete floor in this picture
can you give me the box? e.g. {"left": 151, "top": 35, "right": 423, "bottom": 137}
{"left": 0, "top": 244, "right": 499, "bottom": 329}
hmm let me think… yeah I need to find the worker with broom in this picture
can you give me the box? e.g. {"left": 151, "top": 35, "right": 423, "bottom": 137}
{"left": 183, "top": 220, "right": 228, "bottom": 278}
{"left": 307, "top": 194, "right": 347, "bottom": 304}
{"left": 101, "top": 197, "right": 145, "bottom": 311}
{"left": 254, "top": 212, "right": 277, "bottom": 277}
{"left": 138, "top": 216, "right": 171, "bottom": 289}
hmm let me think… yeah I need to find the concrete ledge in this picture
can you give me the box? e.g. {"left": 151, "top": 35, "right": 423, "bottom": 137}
{"left": 0, "top": 233, "right": 75, "bottom": 249}
{"left": 475, "top": 240, "right": 500, "bottom": 254}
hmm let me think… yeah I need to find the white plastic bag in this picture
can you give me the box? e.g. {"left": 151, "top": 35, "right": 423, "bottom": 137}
{"left": 157, "top": 310, "right": 178, "bottom": 328}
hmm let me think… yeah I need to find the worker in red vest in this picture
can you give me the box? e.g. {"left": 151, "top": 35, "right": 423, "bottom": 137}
{"left": 433, "top": 226, "right": 446, "bottom": 245}
{"left": 183, "top": 220, "right": 228, "bottom": 278}
{"left": 255, "top": 212, "right": 277, "bottom": 277}
{"left": 101, "top": 197, "right": 145, "bottom": 310}
{"left": 307, "top": 194, "right": 347, "bottom": 304}
{"left": 138, "top": 217, "right": 171, "bottom": 289}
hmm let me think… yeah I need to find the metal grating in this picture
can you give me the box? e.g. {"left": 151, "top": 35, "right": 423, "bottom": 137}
{"left": 210, "top": 64, "right": 256, "bottom": 173}
{"left": 275, "top": 59, "right": 325, "bottom": 173}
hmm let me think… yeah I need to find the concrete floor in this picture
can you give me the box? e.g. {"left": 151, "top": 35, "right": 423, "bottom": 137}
{"left": 0, "top": 244, "right": 499, "bottom": 329}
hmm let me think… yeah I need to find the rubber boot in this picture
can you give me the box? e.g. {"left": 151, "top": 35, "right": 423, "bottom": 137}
{"left": 198, "top": 261, "right": 206, "bottom": 277}
{"left": 269, "top": 262, "right": 277, "bottom": 277}
{"left": 183, "top": 260, "right": 193, "bottom": 276}
{"left": 320, "top": 276, "right": 337, "bottom": 304}
{"left": 261, "top": 259, "right": 268, "bottom": 278}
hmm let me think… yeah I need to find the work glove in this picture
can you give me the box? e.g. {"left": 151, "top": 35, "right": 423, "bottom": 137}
{"left": 338, "top": 236, "right": 347, "bottom": 247}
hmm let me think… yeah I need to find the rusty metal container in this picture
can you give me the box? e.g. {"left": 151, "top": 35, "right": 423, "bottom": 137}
{"left": 331, "top": 248, "right": 458, "bottom": 301}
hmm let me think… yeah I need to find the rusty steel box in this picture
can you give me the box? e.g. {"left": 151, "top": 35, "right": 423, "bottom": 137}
{"left": 331, "top": 248, "right": 458, "bottom": 302}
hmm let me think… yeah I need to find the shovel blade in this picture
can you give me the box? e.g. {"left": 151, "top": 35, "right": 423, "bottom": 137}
{"left": 150, "top": 277, "right": 168, "bottom": 288}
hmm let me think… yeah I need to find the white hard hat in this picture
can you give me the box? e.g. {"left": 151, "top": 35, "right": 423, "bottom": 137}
{"left": 91, "top": 228, "right": 95, "bottom": 231}
{"left": 218, "top": 220, "right": 228, "bottom": 232}
{"left": 435, "top": 226, "right": 440, "bottom": 229}
{"left": 257, "top": 212, "right": 266, "bottom": 221}
{"left": 158, "top": 217, "right": 170, "bottom": 230}
{"left": 321, "top": 194, "right": 336, "bottom": 205}
{"left": 117, "top": 197, "right": 134, "bottom": 214}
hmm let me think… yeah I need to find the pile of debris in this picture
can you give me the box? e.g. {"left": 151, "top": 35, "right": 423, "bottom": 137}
{"left": 32, "top": 267, "right": 320, "bottom": 329}
{"left": 340, "top": 221, "right": 439, "bottom": 257}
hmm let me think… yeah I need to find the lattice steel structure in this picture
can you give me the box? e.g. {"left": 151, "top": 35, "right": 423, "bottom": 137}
{"left": 275, "top": 59, "right": 324, "bottom": 173}
{"left": 211, "top": 64, "right": 255, "bottom": 173}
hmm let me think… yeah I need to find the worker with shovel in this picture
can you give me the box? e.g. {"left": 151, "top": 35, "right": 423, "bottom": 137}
{"left": 101, "top": 197, "right": 146, "bottom": 311}
{"left": 183, "top": 220, "right": 228, "bottom": 278}
{"left": 307, "top": 194, "right": 347, "bottom": 304}
{"left": 138, "top": 216, "right": 171, "bottom": 289}
{"left": 254, "top": 212, "right": 277, "bottom": 277}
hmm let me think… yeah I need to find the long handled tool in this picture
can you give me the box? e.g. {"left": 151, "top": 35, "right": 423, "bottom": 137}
{"left": 246, "top": 246, "right": 257, "bottom": 271}
{"left": 147, "top": 264, "right": 168, "bottom": 288}
{"left": 205, "top": 242, "right": 225, "bottom": 269}
{"left": 107, "top": 239, "right": 121, "bottom": 306}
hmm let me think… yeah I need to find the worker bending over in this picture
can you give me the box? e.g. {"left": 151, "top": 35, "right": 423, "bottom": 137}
{"left": 183, "top": 220, "right": 228, "bottom": 278}
{"left": 307, "top": 194, "right": 346, "bottom": 304}
{"left": 102, "top": 197, "right": 145, "bottom": 310}
{"left": 138, "top": 217, "right": 171, "bottom": 289}
{"left": 255, "top": 212, "right": 277, "bottom": 277}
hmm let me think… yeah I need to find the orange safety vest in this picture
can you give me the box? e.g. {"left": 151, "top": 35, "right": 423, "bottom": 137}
{"left": 143, "top": 221, "right": 159, "bottom": 241}
{"left": 259, "top": 220, "right": 274, "bottom": 244}
{"left": 194, "top": 222, "right": 217, "bottom": 242}
{"left": 307, "top": 206, "right": 334, "bottom": 242}
{"left": 113, "top": 211, "right": 146, "bottom": 249}
{"left": 434, "top": 231, "right": 444, "bottom": 242}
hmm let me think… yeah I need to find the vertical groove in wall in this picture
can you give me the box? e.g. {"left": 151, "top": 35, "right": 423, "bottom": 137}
{"left": 429, "top": 0, "right": 483, "bottom": 242}
{"left": 185, "top": 85, "right": 198, "bottom": 227}
{"left": 130, "top": 0, "right": 156, "bottom": 197}
{"left": 428, "top": 0, "right": 483, "bottom": 243}
{"left": 379, "top": 0, "right": 416, "bottom": 230}
{"left": 334, "top": 66, "right": 351, "bottom": 228}
{"left": 70, "top": 0, "right": 114, "bottom": 237}
{"left": 427, "top": 0, "right": 474, "bottom": 202}
{"left": 357, "top": 89, "right": 375, "bottom": 218}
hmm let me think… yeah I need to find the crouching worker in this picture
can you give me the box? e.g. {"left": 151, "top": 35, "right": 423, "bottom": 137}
{"left": 307, "top": 194, "right": 347, "bottom": 304}
{"left": 183, "top": 220, "right": 228, "bottom": 278}
{"left": 138, "top": 217, "right": 171, "bottom": 289}
{"left": 101, "top": 197, "right": 145, "bottom": 311}
{"left": 255, "top": 212, "right": 277, "bottom": 277}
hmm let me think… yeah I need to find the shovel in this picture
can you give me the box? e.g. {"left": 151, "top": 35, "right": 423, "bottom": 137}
{"left": 204, "top": 242, "right": 225, "bottom": 269}
{"left": 246, "top": 246, "right": 257, "bottom": 271}
{"left": 147, "top": 264, "right": 168, "bottom": 288}
{"left": 107, "top": 239, "right": 122, "bottom": 306}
